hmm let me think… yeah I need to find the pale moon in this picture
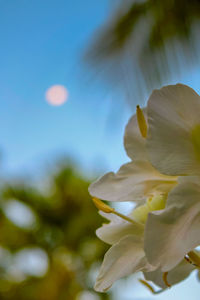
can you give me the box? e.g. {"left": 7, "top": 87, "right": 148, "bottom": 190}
{"left": 45, "top": 85, "right": 69, "bottom": 106}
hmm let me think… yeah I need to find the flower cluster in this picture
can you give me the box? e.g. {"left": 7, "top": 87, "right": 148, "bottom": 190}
{"left": 89, "top": 84, "right": 200, "bottom": 293}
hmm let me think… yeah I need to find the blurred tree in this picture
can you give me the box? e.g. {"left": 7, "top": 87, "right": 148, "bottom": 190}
{"left": 87, "top": 0, "right": 200, "bottom": 104}
{"left": 0, "top": 162, "right": 111, "bottom": 300}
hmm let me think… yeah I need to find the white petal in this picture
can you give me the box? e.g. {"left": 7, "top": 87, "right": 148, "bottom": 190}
{"left": 97, "top": 212, "right": 144, "bottom": 245}
{"left": 144, "top": 177, "right": 200, "bottom": 271}
{"left": 124, "top": 109, "right": 148, "bottom": 161}
{"left": 144, "top": 259, "right": 195, "bottom": 289}
{"left": 147, "top": 84, "right": 200, "bottom": 175}
{"left": 99, "top": 211, "right": 116, "bottom": 222}
{"left": 94, "top": 234, "right": 153, "bottom": 292}
{"left": 89, "top": 161, "right": 176, "bottom": 202}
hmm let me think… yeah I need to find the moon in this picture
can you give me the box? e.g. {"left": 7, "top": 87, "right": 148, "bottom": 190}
{"left": 45, "top": 85, "right": 69, "bottom": 106}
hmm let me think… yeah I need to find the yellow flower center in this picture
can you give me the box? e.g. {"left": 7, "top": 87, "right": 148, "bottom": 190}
{"left": 92, "top": 195, "right": 167, "bottom": 227}
{"left": 191, "top": 124, "right": 200, "bottom": 162}
{"left": 132, "top": 194, "right": 167, "bottom": 224}
{"left": 136, "top": 105, "right": 147, "bottom": 138}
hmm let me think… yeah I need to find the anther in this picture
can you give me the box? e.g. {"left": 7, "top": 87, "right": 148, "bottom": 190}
{"left": 188, "top": 251, "right": 200, "bottom": 268}
{"left": 184, "top": 255, "right": 198, "bottom": 267}
{"left": 162, "top": 272, "right": 171, "bottom": 288}
{"left": 92, "top": 197, "right": 115, "bottom": 213}
{"left": 139, "top": 279, "right": 163, "bottom": 294}
{"left": 136, "top": 105, "right": 147, "bottom": 138}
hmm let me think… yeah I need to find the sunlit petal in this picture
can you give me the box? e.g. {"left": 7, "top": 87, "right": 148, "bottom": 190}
{"left": 147, "top": 84, "right": 200, "bottom": 175}
{"left": 144, "top": 176, "right": 200, "bottom": 271}
{"left": 89, "top": 161, "right": 176, "bottom": 202}
{"left": 94, "top": 234, "right": 154, "bottom": 292}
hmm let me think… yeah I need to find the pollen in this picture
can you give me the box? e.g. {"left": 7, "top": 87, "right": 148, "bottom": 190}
{"left": 92, "top": 197, "right": 114, "bottom": 213}
{"left": 136, "top": 105, "right": 148, "bottom": 138}
{"left": 188, "top": 251, "right": 200, "bottom": 268}
{"left": 191, "top": 124, "right": 200, "bottom": 162}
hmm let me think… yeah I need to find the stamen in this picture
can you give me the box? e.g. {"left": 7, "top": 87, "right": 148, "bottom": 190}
{"left": 184, "top": 255, "right": 198, "bottom": 268}
{"left": 188, "top": 251, "right": 200, "bottom": 268}
{"left": 139, "top": 279, "right": 163, "bottom": 294}
{"left": 136, "top": 105, "right": 147, "bottom": 138}
{"left": 92, "top": 197, "right": 144, "bottom": 228}
{"left": 92, "top": 197, "right": 115, "bottom": 213}
{"left": 113, "top": 210, "right": 142, "bottom": 225}
{"left": 162, "top": 272, "right": 171, "bottom": 288}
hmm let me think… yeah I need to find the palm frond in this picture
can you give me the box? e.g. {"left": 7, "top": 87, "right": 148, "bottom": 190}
{"left": 86, "top": 0, "right": 200, "bottom": 106}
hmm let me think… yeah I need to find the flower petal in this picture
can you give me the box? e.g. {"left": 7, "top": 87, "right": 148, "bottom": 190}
{"left": 147, "top": 84, "right": 200, "bottom": 175}
{"left": 89, "top": 161, "right": 176, "bottom": 202}
{"left": 94, "top": 234, "right": 153, "bottom": 292}
{"left": 124, "top": 109, "right": 148, "bottom": 161}
{"left": 144, "top": 176, "right": 200, "bottom": 271}
{"left": 144, "top": 259, "right": 195, "bottom": 289}
{"left": 97, "top": 211, "right": 144, "bottom": 245}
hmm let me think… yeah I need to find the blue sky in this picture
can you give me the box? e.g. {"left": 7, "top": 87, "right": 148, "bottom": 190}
{"left": 0, "top": 0, "right": 130, "bottom": 178}
{"left": 1, "top": 0, "right": 200, "bottom": 180}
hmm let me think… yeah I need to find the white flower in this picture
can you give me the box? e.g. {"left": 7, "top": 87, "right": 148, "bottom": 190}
{"left": 89, "top": 107, "right": 178, "bottom": 292}
{"left": 143, "top": 84, "right": 200, "bottom": 272}
{"left": 90, "top": 85, "right": 200, "bottom": 293}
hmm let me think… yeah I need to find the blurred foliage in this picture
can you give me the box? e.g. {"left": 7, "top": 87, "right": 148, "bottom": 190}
{"left": 87, "top": 0, "right": 200, "bottom": 104}
{"left": 0, "top": 162, "right": 111, "bottom": 300}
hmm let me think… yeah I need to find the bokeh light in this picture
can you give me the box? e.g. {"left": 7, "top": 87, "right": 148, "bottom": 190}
{"left": 14, "top": 248, "right": 49, "bottom": 277}
{"left": 3, "top": 199, "right": 36, "bottom": 229}
{"left": 45, "top": 85, "right": 69, "bottom": 106}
